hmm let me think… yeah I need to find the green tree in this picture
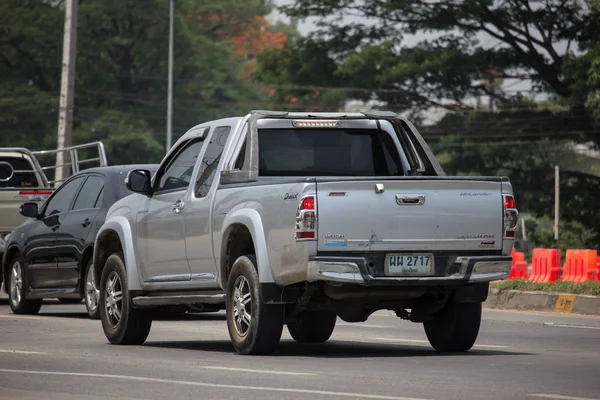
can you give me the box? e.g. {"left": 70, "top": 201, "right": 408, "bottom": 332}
{"left": 429, "top": 109, "right": 600, "bottom": 243}
{"left": 75, "top": 0, "right": 267, "bottom": 144}
{"left": 253, "top": 35, "right": 348, "bottom": 111}
{"left": 0, "top": 0, "right": 63, "bottom": 150}
{"left": 0, "top": 0, "right": 274, "bottom": 156}
{"left": 73, "top": 112, "right": 164, "bottom": 166}
{"left": 515, "top": 215, "right": 598, "bottom": 257}
{"left": 266, "top": 1, "right": 598, "bottom": 117}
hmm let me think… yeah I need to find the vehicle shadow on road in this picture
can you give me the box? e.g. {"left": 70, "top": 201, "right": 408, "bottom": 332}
{"left": 36, "top": 312, "right": 90, "bottom": 319}
{"left": 153, "top": 312, "right": 227, "bottom": 322}
{"left": 144, "top": 339, "right": 532, "bottom": 358}
{"left": 27, "top": 311, "right": 227, "bottom": 321}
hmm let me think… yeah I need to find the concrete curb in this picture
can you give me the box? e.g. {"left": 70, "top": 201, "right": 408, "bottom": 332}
{"left": 484, "top": 288, "right": 600, "bottom": 316}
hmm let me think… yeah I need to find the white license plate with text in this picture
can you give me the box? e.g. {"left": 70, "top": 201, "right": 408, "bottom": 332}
{"left": 385, "top": 253, "right": 434, "bottom": 276}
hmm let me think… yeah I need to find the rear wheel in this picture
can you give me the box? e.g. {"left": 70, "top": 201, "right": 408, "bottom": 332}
{"left": 84, "top": 259, "right": 100, "bottom": 319}
{"left": 8, "top": 257, "right": 42, "bottom": 315}
{"left": 226, "top": 255, "right": 284, "bottom": 355}
{"left": 424, "top": 301, "right": 482, "bottom": 352}
{"left": 99, "top": 252, "right": 152, "bottom": 345}
{"left": 287, "top": 310, "right": 337, "bottom": 343}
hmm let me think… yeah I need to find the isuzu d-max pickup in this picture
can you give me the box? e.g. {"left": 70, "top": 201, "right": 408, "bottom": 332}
{"left": 92, "top": 110, "right": 518, "bottom": 355}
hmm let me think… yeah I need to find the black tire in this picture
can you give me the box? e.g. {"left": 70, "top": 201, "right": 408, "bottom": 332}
{"left": 424, "top": 301, "right": 482, "bottom": 352}
{"left": 58, "top": 298, "right": 84, "bottom": 304}
{"left": 99, "top": 252, "right": 152, "bottom": 345}
{"left": 83, "top": 259, "right": 100, "bottom": 319}
{"left": 287, "top": 311, "right": 337, "bottom": 343}
{"left": 7, "top": 256, "right": 42, "bottom": 315}
{"left": 226, "top": 255, "right": 284, "bottom": 355}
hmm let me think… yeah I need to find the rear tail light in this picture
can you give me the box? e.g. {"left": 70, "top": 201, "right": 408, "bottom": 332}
{"left": 503, "top": 194, "right": 518, "bottom": 239}
{"left": 295, "top": 195, "right": 317, "bottom": 240}
{"left": 19, "top": 190, "right": 53, "bottom": 196}
{"left": 15, "top": 189, "right": 53, "bottom": 201}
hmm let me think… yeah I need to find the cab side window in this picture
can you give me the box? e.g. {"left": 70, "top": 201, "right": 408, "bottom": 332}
{"left": 195, "top": 126, "right": 231, "bottom": 197}
{"left": 156, "top": 138, "right": 205, "bottom": 193}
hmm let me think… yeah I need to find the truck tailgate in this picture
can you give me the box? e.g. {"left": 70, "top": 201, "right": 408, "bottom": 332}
{"left": 0, "top": 190, "right": 24, "bottom": 233}
{"left": 0, "top": 189, "right": 51, "bottom": 233}
{"left": 316, "top": 179, "right": 504, "bottom": 253}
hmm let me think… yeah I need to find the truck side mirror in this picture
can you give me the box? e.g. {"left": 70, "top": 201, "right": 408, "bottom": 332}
{"left": 126, "top": 169, "right": 152, "bottom": 195}
{"left": 19, "top": 202, "right": 39, "bottom": 219}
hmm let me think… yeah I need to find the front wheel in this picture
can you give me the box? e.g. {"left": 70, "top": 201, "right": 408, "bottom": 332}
{"left": 226, "top": 255, "right": 284, "bottom": 355}
{"left": 8, "top": 256, "right": 42, "bottom": 315}
{"left": 423, "top": 301, "right": 482, "bottom": 352}
{"left": 287, "top": 311, "right": 337, "bottom": 343}
{"left": 99, "top": 252, "right": 152, "bottom": 345}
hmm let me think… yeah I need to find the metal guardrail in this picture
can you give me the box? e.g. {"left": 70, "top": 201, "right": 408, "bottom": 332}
{"left": 0, "top": 141, "right": 108, "bottom": 187}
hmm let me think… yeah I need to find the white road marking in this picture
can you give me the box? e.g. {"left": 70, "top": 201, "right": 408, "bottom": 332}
{"left": 0, "top": 314, "right": 48, "bottom": 321}
{"left": 544, "top": 323, "right": 600, "bottom": 330}
{"left": 374, "top": 337, "right": 508, "bottom": 349}
{"left": 0, "top": 369, "right": 431, "bottom": 400}
{"left": 201, "top": 366, "right": 314, "bottom": 376}
{"left": 529, "top": 393, "right": 600, "bottom": 400}
{"left": 0, "top": 349, "right": 47, "bottom": 355}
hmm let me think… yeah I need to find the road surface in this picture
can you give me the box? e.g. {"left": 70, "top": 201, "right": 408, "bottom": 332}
{"left": 0, "top": 295, "right": 599, "bottom": 400}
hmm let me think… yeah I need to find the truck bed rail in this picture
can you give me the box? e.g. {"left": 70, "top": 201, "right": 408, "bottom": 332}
{"left": 0, "top": 142, "right": 108, "bottom": 187}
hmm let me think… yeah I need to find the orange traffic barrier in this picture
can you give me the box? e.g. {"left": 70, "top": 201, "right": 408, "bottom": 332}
{"left": 529, "top": 248, "right": 561, "bottom": 283}
{"left": 561, "top": 250, "right": 599, "bottom": 283}
{"left": 508, "top": 249, "right": 529, "bottom": 279}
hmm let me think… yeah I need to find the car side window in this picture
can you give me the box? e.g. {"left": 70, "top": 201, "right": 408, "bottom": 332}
{"left": 43, "top": 176, "right": 85, "bottom": 216}
{"left": 94, "top": 187, "right": 105, "bottom": 208}
{"left": 156, "top": 138, "right": 205, "bottom": 193}
{"left": 72, "top": 176, "right": 105, "bottom": 210}
{"left": 195, "top": 126, "right": 231, "bottom": 197}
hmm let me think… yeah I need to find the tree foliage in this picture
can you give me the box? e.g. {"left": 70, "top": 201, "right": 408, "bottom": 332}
{"left": 0, "top": 0, "right": 286, "bottom": 164}
{"left": 515, "top": 215, "right": 598, "bottom": 256}
{"left": 269, "top": 0, "right": 599, "bottom": 115}
{"left": 428, "top": 109, "right": 600, "bottom": 245}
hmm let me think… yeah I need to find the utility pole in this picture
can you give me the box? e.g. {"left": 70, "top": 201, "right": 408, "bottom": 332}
{"left": 554, "top": 165, "right": 560, "bottom": 242}
{"left": 166, "top": 0, "right": 174, "bottom": 153}
{"left": 55, "top": 0, "right": 78, "bottom": 186}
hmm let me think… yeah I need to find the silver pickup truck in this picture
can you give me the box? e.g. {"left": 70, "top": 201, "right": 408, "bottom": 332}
{"left": 93, "top": 110, "right": 518, "bottom": 355}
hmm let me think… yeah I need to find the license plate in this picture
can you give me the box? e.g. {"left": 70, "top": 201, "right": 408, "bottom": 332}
{"left": 385, "top": 253, "right": 434, "bottom": 276}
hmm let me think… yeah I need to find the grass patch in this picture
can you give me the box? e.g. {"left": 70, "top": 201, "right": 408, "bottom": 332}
{"left": 490, "top": 279, "right": 600, "bottom": 296}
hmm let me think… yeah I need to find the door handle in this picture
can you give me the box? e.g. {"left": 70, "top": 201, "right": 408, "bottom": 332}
{"left": 82, "top": 218, "right": 91, "bottom": 228}
{"left": 395, "top": 194, "right": 426, "bottom": 205}
{"left": 172, "top": 200, "right": 185, "bottom": 214}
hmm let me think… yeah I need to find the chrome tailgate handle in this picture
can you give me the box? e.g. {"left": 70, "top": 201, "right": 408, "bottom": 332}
{"left": 395, "top": 194, "right": 425, "bottom": 205}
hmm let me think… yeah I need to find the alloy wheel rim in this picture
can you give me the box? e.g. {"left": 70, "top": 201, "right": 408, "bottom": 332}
{"left": 105, "top": 271, "right": 123, "bottom": 328}
{"left": 85, "top": 264, "right": 100, "bottom": 313}
{"left": 232, "top": 275, "right": 252, "bottom": 337}
{"left": 9, "top": 262, "right": 23, "bottom": 308}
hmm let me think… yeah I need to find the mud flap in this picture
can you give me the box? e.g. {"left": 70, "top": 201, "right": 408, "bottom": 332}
{"left": 454, "top": 282, "right": 489, "bottom": 303}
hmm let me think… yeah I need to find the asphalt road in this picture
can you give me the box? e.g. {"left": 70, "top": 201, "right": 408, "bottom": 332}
{"left": 0, "top": 294, "right": 599, "bottom": 400}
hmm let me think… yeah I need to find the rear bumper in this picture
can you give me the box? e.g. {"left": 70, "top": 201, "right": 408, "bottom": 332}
{"left": 307, "top": 255, "right": 512, "bottom": 286}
